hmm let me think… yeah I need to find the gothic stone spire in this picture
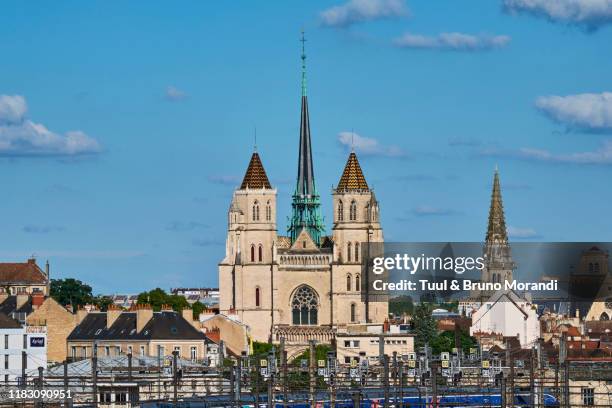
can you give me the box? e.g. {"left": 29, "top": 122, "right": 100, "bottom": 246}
{"left": 485, "top": 168, "right": 508, "bottom": 244}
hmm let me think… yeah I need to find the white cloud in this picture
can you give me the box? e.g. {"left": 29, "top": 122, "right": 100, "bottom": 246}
{"left": 394, "top": 32, "right": 511, "bottom": 51}
{"left": 412, "top": 206, "right": 458, "bottom": 216}
{"left": 508, "top": 225, "right": 540, "bottom": 239}
{"left": 338, "top": 131, "right": 406, "bottom": 157}
{"left": 0, "top": 95, "right": 101, "bottom": 157}
{"left": 481, "top": 140, "right": 612, "bottom": 165}
{"left": 165, "top": 86, "right": 187, "bottom": 101}
{"left": 503, "top": 0, "right": 612, "bottom": 29}
{"left": 536, "top": 92, "right": 612, "bottom": 132}
{"left": 320, "top": 0, "right": 409, "bottom": 28}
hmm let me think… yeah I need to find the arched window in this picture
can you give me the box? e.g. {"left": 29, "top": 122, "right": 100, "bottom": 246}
{"left": 250, "top": 245, "right": 255, "bottom": 262}
{"left": 347, "top": 242, "right": 352, "bottom": 263}
{"left": 349, "top": 200, "right": 357, "bottom": 221}
{"left": 589, "top": 263, "right": 594, "bottom": 273}
{"left": 266, "top": 201, "right": 272, "bottom": 221}
{"left": 255, "top": 287, "right": 260, "bottom": 307}
{"left": 601, "top": 312, "right": 610, "bottom": 321}
{"left": 355, "top": 275, "right": 360, "bottom": 291}
{"left": 365, "top": 203, "right": 370, "bottom": 222}
{"left": 346, "top": 274, "right": 352, "bottom": 291}
{"left": 337, "top": 200, "right": 344, "bottom": 221}
{"left": 291, "top": 285, "right": 318, "bottom": 325}
{"left": 354, "top": 242, "right": 359, "bottom": 263}
{"left": 253, "top": 201, "right": 260, "bottom": 221}
{"left": 258, "top": 245, "right": 263, "bottom": 262}
{"left": 350, "top": 303, "right": 356, "bottom": 323}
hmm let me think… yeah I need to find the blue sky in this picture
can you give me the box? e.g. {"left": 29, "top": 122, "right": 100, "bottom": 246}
{"left": 1, "top": 0, "right": 612, "bottom": 294}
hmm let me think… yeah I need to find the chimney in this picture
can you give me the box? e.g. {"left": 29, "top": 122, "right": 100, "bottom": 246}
{"left": 16, "top": 294, "right": 29, "bottom": 310}
{"left": 182, "top": 307, "right": 200, "bottom": 329}
{"left": 76, "top": 307, "right": 89, "bottom": 323}
{"left": 107, "top": 304, "right": 122, "bottom": 329}
{"left": 136, "top": 304, "right": 153, "bottom": 333}
{"left": 31, "top": 293, "right": 45, "bottom": 309}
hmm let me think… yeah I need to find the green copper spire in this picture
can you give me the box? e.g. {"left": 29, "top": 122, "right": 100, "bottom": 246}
{"left": 300, "top": 29, "right": 307, "bottom": 97}
{"left": 289, "top": 30, "right": 325, "bottom": 246}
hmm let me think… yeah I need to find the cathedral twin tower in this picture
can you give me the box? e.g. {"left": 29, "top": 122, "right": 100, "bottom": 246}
{"left": 218, "top": 35, "right": 388, "bottom": 342}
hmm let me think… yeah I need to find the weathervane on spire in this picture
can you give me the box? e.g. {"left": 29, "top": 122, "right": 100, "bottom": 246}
{"left": 301, "top": 29, "right": 307, "bottom": 97}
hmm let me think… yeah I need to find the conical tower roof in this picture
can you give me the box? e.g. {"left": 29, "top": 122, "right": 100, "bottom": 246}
{"left": 337, "top": 152, "right": 369, "bottom": 192}
{"left": 240, "top": 152, "right": 271, "bottom": 189}
{"left": 485, "top": 168, "right": 508, "bottom": 243}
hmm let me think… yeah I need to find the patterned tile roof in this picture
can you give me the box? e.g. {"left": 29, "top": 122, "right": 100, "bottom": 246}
{"left": 240, "top": 152, "right": 272, "bottom": 190}
{"left": 0, "top": 259, "right": 47, "bottom": 284}
{"left": 336, "top": 152, "right": 369, "bottom": 192}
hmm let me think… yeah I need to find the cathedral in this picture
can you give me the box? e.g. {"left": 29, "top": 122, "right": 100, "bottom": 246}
{"left": 218, "top": 40, "right": 388, "bottom": 343}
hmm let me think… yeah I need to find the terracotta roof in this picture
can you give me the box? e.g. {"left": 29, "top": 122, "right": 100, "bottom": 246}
{"left": 0, "top": 259, "right": 47, "bottom": 284}
{"left": 336, "top": 152, "right": 369, "bottom": 192}
{"left": 240, "top": 152, "right": 272, "bottom": 190}
{"left": 565, "top": 326, "right": 581, "bottom": 337}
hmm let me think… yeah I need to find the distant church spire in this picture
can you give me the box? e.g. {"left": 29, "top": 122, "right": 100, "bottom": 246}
{"left": 485, "top": 167, "right": 508, "bottom": 244}
{"left": 289, "top": 30, "right": 325, "bottom": 245}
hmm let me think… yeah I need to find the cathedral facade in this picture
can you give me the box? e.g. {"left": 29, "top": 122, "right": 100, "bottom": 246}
{"left": 218, "top": 44, "right": 388, "bottom": 343}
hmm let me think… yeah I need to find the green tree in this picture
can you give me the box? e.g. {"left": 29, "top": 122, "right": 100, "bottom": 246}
{"left": 412, "top": 303, "right": 438, "bottom": 349}
{"left": 389, "top": 295, "right": 414, "bottom": 316}
{"left": 50, "top": 278, "right": 94, "bottom": 309}
{"left": 136, "top": 288, "right": 189, "bottom": 312}
{"left": 191, "top": 301, "right": 206, "bottom": 319}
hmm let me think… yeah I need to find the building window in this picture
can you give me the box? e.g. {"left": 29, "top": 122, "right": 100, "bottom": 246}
{"left": 4, "top": 335, "right": 7, "bottom": 349}
{"left": 347, "top": 242, "right": 352, "bottom": 262}
{"left": 354, "top": 242, "right": 359, "bottom": 262}
{"left": 266, "top": 201, "right": 272, "bottom": 221}
{"left": 140, "top": 345, "right": 145, "bottom": 356}
{"left": 601, "top": 312, "right": 610, "bottom": 321}
{"left": 255, "top": 287, "right": 261, "bottom": 307}
{"left": 116, "top": 392, "right": 128, "bottom": 403}
{"left": 337, "top": 200, "right": 344, "bottom": 221}
{"left": 253, "top": 201, "right": 260, "bottom": 221}
{"left": 174, "top": 346, "right": 181, "bottom": 356}
{"left": 250, "top": 245, "right": 255, "bottom": 262}
{"left": 82, "top": 347, "right": 87, "bottom": 358}
{"left": 71, "top": 346, "right": 77, "bottom": 359}
{"left": 582, "top": 388, "right": 594, "bottom": 406}
{"left": 291, "top": 285, "right": 319, "bottom": 326}
{"left": 116, "top": 346, "right": 121, "bottom": 355}
{"left": 349, "top": 200, "right": 357, "bottom": 221}
{"left": 346, "top": 275, "right": 352, "bottom": 292}
{"left": 105, "top": 346, "right": 110, "bottom": 356}
{"left": 355, "top": 275, "right": 360, "bottom": 291}
{"left": 258, "top": 245, "right": 263, "bottom": 262}
{"left": 23, "top": 334, "right": 27, "bottom": 349}
{"left": 350, "top": 303, "right": 357, "bottom": 323}
{"left": 100, "top": 392, "right": 112, "bottom": 403}
{"left": 191, "top": 346, "right": 197, "bottom": 361}
{"left": 127, "top": 346, "right": 133, "bottom": 355}
{"left": 4, "top": 355, "right": 8, "bottom": 369}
